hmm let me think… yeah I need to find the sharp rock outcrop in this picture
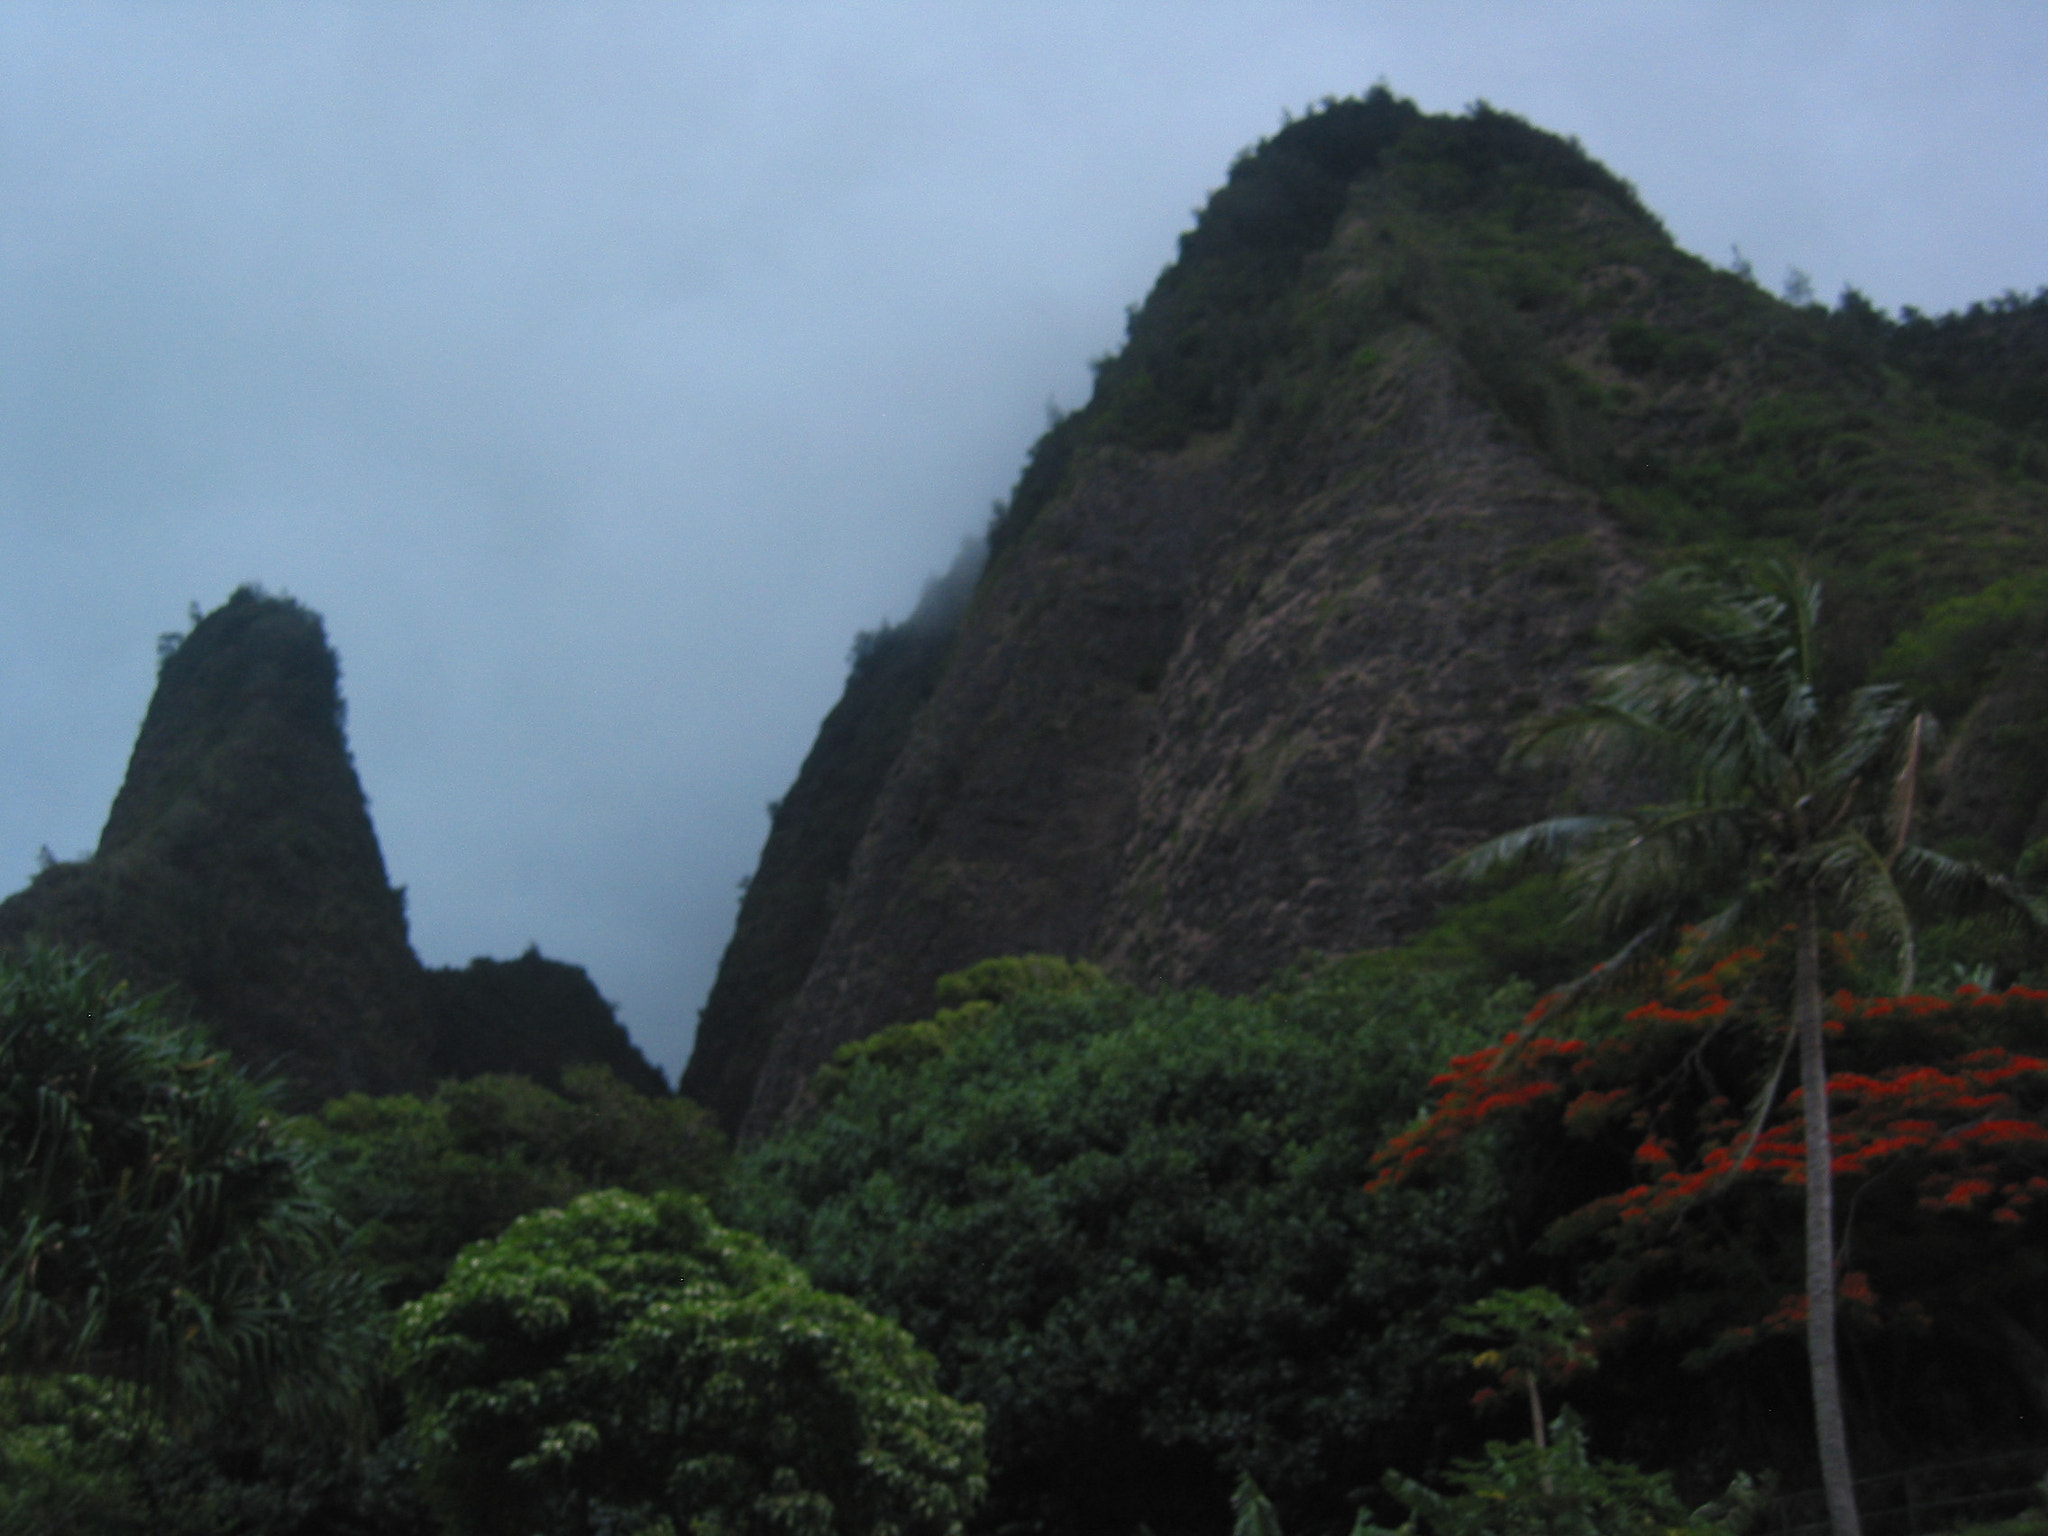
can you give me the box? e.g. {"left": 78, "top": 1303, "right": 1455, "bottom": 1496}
{"left": 1, "top": 586, "right": 666, "bottom": 1108}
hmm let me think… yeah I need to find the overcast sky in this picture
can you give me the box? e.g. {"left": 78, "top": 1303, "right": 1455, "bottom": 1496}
{"left": 4, "top": 4, "right": 2045, "bottom": 1083}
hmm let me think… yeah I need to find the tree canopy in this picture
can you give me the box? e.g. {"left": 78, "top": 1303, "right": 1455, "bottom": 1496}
{"left": 726, "top": 956, "right": 1527, "bottom": 1536}
{"left": 301, "top": 1064, "right": 724, "bottom": 1304}
{"left": 393, "top": 1188, "right": 985, "bottom": 1536}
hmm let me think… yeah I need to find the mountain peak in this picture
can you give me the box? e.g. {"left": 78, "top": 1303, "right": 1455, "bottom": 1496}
{"left": 3, "top": 586, "right": 671, "bottom": 1108}
{"left": 688, "top": 91, "right": 2048, "bottom": 1139}
{"left": 3, "top": 587, "right": 428, "bottom": 1103}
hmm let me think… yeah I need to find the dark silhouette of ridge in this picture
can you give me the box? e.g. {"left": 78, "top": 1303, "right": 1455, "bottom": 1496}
{"left": 0, "top": 585, "right": 668, "bottom": 1108}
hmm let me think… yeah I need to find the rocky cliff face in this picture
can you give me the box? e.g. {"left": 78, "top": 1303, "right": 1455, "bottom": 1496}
{"left": 1, "top": 587, "right": 665, "bottom": 1108}
{"left": 679, "top": 599, "right": 961, "bottom": 1130}
{"left": 695, "top": 93, "right": 2048, "bottom": 1139}
{"left": 739, "top": 323, "right": 1637, "bottom": 1140}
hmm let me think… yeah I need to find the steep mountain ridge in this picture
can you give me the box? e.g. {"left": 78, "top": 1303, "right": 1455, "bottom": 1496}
{"left": 680, "top": 595, "right": 964, "bottom": 1131}
{"left": 692, "top": 92, "right": 2048, "bottom": 1138}
{"left": 0, "top": 587, "right": 664, "bottom": 1107}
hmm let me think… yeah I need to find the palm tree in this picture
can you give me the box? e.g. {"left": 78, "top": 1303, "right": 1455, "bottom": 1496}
{"left": 1444, "top": 562, "right": 2041, "bottom": 1536}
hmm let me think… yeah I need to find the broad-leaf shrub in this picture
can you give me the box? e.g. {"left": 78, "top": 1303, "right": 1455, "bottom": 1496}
{"left": 1442, "top": 1288, "right": 1595, "bottom": 1445}
{"left": 299, "top": 1064, "right": 725, "bottom": 1303}
{"left": 394, "top": 1189, "right": 985, "bottom": 1536}
{"left": 726, "top": 961, "right": 1526, "bottom": 1535}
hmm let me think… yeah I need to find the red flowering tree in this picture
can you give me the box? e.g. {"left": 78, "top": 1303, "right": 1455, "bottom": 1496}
{"left": 1372, "top": 945, "right": 2048, "bottom": 1470}
{"left": 1435, "top": 564, "right": 2041, "bottom": 1535}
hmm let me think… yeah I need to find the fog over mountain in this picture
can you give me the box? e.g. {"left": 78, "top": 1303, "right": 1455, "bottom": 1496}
{"left": 3, "top": 4, "right": 2045, "bottom": 1077}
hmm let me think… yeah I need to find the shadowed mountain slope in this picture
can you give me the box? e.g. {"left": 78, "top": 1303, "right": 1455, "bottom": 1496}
{"left": 693, "top": 91, "right": 2048, "bottom": 1139}
{"left": 0, "top": 587, "right": 665, "bottom": 1108}
{"left": 426, "top": 948, "right": 667, "bottom": 1097}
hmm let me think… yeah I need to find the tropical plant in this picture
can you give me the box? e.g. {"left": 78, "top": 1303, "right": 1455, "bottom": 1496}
{"left": 1440, "top": 563, "right": 2043, "bottom": 1536}
{"left": 300, "top": 1064, "right": 725, "bottom": 1304}
{"left": 1231, "top": 1472, "right": 1290, "bottom": 1536}
{"left": 392, "top": 1188, "right": 986, "bottom": 1536}
{"left": 0, "top": 943, "right": 375, "bottom": 1430}
{"left": 727, "top": 957, "right": 1522, "bottom": 1535}
{"left": 1228, "top": 1422, "right": 1766, "bottom": 1536}
{"left": 1444, "top": 1287, "right": 1595, "bottom": 1450}
{"left": 1370, "top": 1410, "right": 1766, "bottom": 1536}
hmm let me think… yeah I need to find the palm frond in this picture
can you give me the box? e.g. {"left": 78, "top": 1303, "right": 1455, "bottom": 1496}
{"left": 1759, "top": 558, "right": 1825, "bottom": 693}
{"left": 1597, "top": 658, "right": 1798, "bottom": 808}
{"left": 1817, "top": 684, "right": 1918, "bottom": 797}
{"left": 1893, "top": 845, "right": 2048, "bottom": 935}
{"left": 1534, "top": 915, "right": 1684, "bottom": 1020}
{"left": 1673, "top": 889, "right": 1772, "bottom": 969}
{"left": 1814, "top": 832, "right": 1919, "bottom": 990}
{"left": 1512, "top": 698, "right": 1692, "bottom": 790}
{"left": 1562, "top": 802, "right": 1758, "bottom": 937}
{"left": 1432, "top": 816, "right": 1628, "bottom": 886}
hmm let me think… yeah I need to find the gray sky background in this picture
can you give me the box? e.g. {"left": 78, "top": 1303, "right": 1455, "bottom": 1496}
{"left": 4, "top": 4, "right": 2045, "bottom": 1083}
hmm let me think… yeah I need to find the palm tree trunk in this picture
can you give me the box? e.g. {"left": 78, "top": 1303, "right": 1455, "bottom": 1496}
{"left": 1796, "top": 891, "right": 1861, "bottom": 1536}
{"left": 1527, "top": 1375, "right": 1553, "bottom": 1495}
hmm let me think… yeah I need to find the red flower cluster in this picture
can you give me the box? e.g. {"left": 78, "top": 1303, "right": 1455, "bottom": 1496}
{"left": 1365, "top": 1032, "right": 1583, "bottom": 1194}
{"left": 1365, "top": 946, "right": 2048, "bottom": 1359}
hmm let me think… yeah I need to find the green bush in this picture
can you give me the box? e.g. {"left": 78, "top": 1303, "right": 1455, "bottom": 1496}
{"left": 394, "top": 1189, "right": 986, "bottom": 1536}
{"left": 727, "top": 961, "right": 1524, "bottom": 1534}
{"left": 1879, "top": 568, "right": 2048, "bottom": 721}
{"left": 0, "top": 944, "right": 374, "bottom": 1427}
{"left": 0, "top": 1367, "right": 439, "bottom": 1536}
{"left": 0, "top": 1376, "right": 149, "bottom": 1536}
{"left": 809, "top": 956, "right": 1104, "bottom": 1108}
{"left": 1372, "top": 1412, "right": 1766, "bottom": 1536}
{"left": 299, "top": 1063, "right": 725, "bottom": 1304}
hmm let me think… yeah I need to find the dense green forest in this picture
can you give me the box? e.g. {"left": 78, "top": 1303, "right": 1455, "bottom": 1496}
{"left": 8, "top": 800, "right": 2044, "bottom": 1532}
{"left": 8, "top": 91, "right": 2048, "bottom": 1536}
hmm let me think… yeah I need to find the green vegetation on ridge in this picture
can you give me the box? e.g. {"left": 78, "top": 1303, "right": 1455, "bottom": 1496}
{"left": 990, "top": 91, "right": 2048, "bottom": 699}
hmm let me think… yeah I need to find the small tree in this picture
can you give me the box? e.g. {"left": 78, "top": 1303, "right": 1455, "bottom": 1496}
{"left": 1444, "top": 1287, "right": 1595, "bottom": 1451}
{"left": 393, "top": 1188, "right": 986, "bottom": 1536}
